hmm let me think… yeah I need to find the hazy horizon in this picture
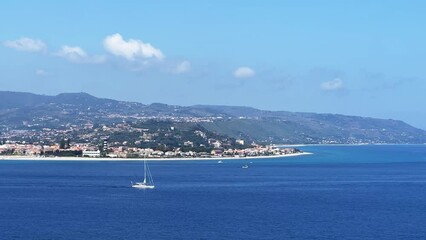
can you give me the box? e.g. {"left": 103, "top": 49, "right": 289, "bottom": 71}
{"left": 1, "top": 1, "right": 425, "bottom": 129}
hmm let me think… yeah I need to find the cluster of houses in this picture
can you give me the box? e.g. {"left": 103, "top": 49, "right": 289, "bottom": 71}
{"left": 0, "top": 142, "right": 301, "bottom": 159}
{"left": 100, "top": 145, "right": 300, "bottom": 158}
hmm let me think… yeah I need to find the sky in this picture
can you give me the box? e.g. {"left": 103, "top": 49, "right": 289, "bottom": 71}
{"left": 1, "top": 0, "right": 426, "bottom": 129}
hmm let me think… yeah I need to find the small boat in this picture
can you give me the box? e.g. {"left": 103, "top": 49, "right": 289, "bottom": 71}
{"left": 218, "top": 160, "right": 223, "bottom": 164}
{"left": 242, "top": 159, "right": 249, "bottom": 169}
{"left": 132, "top": 160, "right": 155, "bottom": 189}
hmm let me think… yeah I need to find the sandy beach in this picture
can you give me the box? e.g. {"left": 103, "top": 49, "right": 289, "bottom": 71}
{"left": 0, "top": 152, "right": 312, "bottom": 161}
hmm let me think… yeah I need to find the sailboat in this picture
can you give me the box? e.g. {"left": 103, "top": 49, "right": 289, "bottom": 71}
{"left": 132, "top": 160, "right": 155, "bottom": 189}
{"left": 242, "top": 159, "right": 249, "bottom": 169}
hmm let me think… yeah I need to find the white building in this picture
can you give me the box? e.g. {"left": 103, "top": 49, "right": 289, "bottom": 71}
{"left": 212, "top": 141, "right": 222, "bottom": 148}
{"left": 82, "top": 150, "right": 101, "bottom": 157}
{"left": 183, "top": 141, "right": 194, "bottom": 147}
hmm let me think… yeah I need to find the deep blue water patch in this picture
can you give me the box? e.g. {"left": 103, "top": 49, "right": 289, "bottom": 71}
{"left": 1, "top": 145, "right": 426, "bottom": 239}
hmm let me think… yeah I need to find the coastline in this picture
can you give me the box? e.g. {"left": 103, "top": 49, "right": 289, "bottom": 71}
{"left": 0, "top": 152, "right": 312, "bottom": 162}
{"left": 274, "top": 143, "right": 426, "bottom": 147}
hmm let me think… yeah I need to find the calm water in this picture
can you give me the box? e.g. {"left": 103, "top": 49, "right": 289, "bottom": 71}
{"left": 1, "top": 145, "right": 426, "bottom": 239}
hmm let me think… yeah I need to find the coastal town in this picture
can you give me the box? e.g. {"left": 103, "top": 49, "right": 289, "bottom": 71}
{"left": 0, "top": 140, "right": 302, "bottom": 159}
{"left": 0, "top": 119, "right": 303, "bottom": 159}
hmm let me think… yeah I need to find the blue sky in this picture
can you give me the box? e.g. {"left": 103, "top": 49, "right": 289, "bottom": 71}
{"left": 1, "top": 0, "right": 426, "bottom": 129}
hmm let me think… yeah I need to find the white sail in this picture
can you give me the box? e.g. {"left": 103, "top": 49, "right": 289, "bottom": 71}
{"left": 132, "top": 160, "right": 155, "bottom": 189}
{"left": 242, "top": 159, "right": 249, "bottom": 169}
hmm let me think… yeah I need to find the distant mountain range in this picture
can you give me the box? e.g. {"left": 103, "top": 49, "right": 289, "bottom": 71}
{"left": 1, "top": 91, "right": 425, "bottom": 144}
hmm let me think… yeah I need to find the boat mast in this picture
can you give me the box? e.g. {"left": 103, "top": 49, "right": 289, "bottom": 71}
{"left": 143, "top": 160, "right": 147, "bottom": 184}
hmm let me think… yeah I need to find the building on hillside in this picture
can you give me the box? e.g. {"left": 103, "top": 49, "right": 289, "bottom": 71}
{"left": 82, "top": 150, "right": 101, "bottom": 157}
{"left": 183, "top": 141, "right": 194, "bottom": 147}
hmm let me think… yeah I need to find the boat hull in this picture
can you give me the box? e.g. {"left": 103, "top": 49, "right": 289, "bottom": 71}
{"left": 132, "top": 183, "right": 155, "bottom": 189}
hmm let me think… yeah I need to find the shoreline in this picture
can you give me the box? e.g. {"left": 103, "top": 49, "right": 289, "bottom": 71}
{"left": 274, "top": 143, "right": 426, "bottom": 147}
{"left": 0, "top": 152, "right": 312, "bottom": 162}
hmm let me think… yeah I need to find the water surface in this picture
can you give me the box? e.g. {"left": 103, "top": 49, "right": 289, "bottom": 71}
{"left": 1, "top": 145, "right": 426, "bottom": 239}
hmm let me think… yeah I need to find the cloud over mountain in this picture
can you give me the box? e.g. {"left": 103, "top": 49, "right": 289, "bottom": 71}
{"left": 233, "top": 67, "right": 255, "bottom": 78}
{"left": 35, "top": 69, "right": 50, "bottom": 76}
{"left": 174, "top": 61, "right": 191, "bottom": 74}
{"left": 320, "top": 78, "right": 343, "bottom": 91}
{"left": 56, "top": 45, "right": 105, "bottom": 64}
{"left": 3, "top": 37, "right": 46, "bottom": 52}
{"left": 103, "top": 33, "right": 164, "bottom": 61}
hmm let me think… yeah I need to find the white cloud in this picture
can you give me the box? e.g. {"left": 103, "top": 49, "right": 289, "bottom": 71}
{"left": 3, "top": 37, "right": 46, "bottom": 52}
{"left": 56, "top": 45, "right": 105, "bottom": 64}
{"left": 233, "top": 67, "right": 255, "bottom": 78}
{"left": 103, "top": 33, "right": 164, "bottom": 61}
{"left": 57, "top": 45, "right": 87, "bottom": 60}
{"left": 174, "top": 61, "right": 191, "bottom": 74}
{"left": 320, "top": 78, "right": 343, "bottom": 91}
{"left": 35, "top": 69, "right": 50, "bottom": 76}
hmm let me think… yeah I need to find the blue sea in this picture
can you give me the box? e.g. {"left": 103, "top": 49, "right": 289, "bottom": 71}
{"left": 1, "top": 145, "right": 426, "bottom": 239}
